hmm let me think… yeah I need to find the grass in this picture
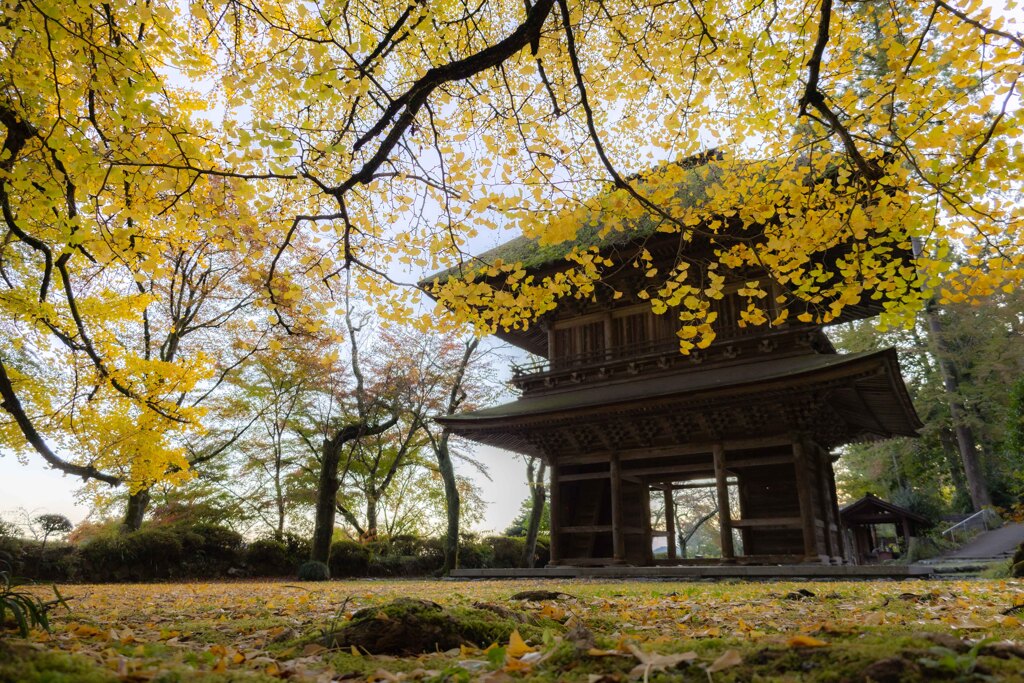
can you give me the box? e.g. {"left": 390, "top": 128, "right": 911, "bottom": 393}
{"left": 0, "top": 578, "right": 1022, "bottom": 681}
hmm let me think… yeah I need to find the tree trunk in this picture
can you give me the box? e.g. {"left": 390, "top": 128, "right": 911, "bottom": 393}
{"left": 365, "top": 491, "right": 379, "bottom": 536}
{"left": 521, "top": 458, "right": 547, "bottom": 568}
{"left": 122, "top": 489, "right": 151, "bottom": 533}
{"left": 678, "top": 506, "right": 718, "bottom": 559}
{"left": 436, "top": 432, "right": 461, "bottom": 574}
{"left": 923, "top": 306, "right": 991, "bottom": 510}
{"left": 938, "top": 428, "right": 972, "bottom": 510}
{"left": 310, "top": 443, "right": 342, "bottom": 563}
{"left": 431, "top": 338, "right": 479, "bottom": 574}
{"left": 913, "top": 238, "right": 990, "bottom": 511}
{"left": 274, "top": 443, "right": 286, "bottom": 542}
{"left": 309, "top": 415, "right": 399, "bottom": 564}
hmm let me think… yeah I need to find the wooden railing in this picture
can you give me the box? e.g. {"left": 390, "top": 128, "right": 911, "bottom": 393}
{"left": 512, "top": 338, "right": 680, "bottom": 377}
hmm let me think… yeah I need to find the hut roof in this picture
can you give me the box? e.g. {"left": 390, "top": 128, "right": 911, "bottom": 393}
{"left": 840, "top": 493, "right": 930, "bottom": 527}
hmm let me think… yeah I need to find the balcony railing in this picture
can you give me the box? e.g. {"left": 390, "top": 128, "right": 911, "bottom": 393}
{"left": 512, "top": 338, "right": 680, "bottom": 378}
{"left": 509, "top": 326, "right": 830, "bottom": 393}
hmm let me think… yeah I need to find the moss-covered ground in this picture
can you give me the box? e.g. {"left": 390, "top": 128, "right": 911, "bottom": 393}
{"left": 2, "top": 578, "right": 1024, "bottom": 681}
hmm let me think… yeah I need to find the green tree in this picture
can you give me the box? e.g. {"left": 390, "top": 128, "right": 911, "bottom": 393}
{"left": 833, "top": 288, "right": 1024, "bottom": 513}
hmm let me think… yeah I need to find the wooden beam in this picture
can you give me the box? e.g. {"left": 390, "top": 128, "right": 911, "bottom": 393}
{"left": 610, "top": 453, "right": 625, "bottom": 563}
{"left": 658, "top": 479, "right": 736, "bottom": 491}
{"left": 730, "top": 517, "right": 803, "bottom": 528}
{"left": 553, "top": 557, "right": 619, "bottom": 566}
{"left": 625, "top": 462, "right": 713, "bottom": 478}
{"left": 559, "top": 471, "right": 610, "bottom": 482}
{"left": 792, "top": 438, "right": 820, "bottom": 561}
{"left": 548, "top": 461, "right": 561, "bottom": 565}
{"left": 561, "top": 524, "right": 646, "bottom": 534}
{"left": 622, "top": 454, "right": 794, "bottom": 481}
{"left": 555, "top": 435, "right": 794, "bottom": 465}
{"left": 664, "top": 489, "right": 677, "bottom": 560}
{"left": 712, "top": 443, "right": 735, "bottom": 561}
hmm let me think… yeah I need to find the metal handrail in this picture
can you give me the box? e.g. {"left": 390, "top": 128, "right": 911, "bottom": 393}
{"left": 941, "top": 508, "right": 1000, "bottom": 543}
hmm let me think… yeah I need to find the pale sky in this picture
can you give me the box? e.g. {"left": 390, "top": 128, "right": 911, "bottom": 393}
{"left": 0, "top": 443, "right": 529, "bottom": 535}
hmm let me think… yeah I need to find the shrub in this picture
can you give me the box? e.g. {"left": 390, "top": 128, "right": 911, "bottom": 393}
{"left": 282, "top": 533, "right": 311, "bottom": 561}
{"left": 79, "top": 528, "right": 184, "bottom": 581}
{"left": 329, "top": 540, "right": 370, "bottom": 577}
{"left": 366, "top": 554, "right": 404, "bottom": 577}
{"left": 457, "top": 533, "right": 492, "bottom": 569}
{"left": 66, "top": 519, "right": 120, "bottom": 545}
{"left": 385, "top": 534, "right": 426, "bottom": 557}
{"left": 175, "top": 523, "right": 244, "bottom": 576}
{"left": 533, "top": 536, "right": 551, "bottom": 567}
{"left": 1011, "top": 543, "right": 1024, "bottom": 577}
{"left": 16, "top": 542, "right": 78, "bottom": 582}
{"left": 297, "top": 560, "right": 330, "bottom": 581}
{"left": 179, "top": 523, "right": 244, "bottom": 558}
{"left": 0, "top": 540, "right": 21, "bottom": 577}
{"left": 246, "top": 538, "right": 296, "bottom": 576}
{"left": 486, "top": 536, "right": 526, "bottom": 568}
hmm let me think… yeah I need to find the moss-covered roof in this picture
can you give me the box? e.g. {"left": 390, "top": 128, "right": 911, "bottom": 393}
{"left": 425, "top": 154, "right": 725, "bottom": 284}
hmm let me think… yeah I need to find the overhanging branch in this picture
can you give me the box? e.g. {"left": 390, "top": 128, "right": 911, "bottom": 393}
{"left": 0, "top": 358, "right": 121, "bottom": 486}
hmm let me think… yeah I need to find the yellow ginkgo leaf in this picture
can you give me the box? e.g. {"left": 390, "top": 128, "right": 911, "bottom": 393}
{"left": 787, "top": 635, "right": 829, "bottom": 648}
{"left": 506, "top": 629, "right": 536, "bottom": 658}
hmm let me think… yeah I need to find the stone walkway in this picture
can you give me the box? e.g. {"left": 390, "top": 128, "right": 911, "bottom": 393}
{"left": 942, "top": 523, "right": 1024, "bottom": 560}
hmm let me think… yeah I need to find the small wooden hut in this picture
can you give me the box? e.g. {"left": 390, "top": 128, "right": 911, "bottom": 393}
{"left": 840, "top": 493, "right": 930, "bottom": 564}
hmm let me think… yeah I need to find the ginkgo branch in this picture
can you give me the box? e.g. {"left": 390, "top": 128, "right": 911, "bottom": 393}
{"left": 0, "top": 359, "right": 122, "bottom": 486}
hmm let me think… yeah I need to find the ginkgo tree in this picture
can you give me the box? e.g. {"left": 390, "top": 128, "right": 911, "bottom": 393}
{"left": 2, "top": 0, "right": 1021, "bottom": 490}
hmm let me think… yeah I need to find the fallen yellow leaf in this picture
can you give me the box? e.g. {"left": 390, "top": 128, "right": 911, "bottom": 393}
{"left": 787, "top": 635, "right": 829, "bottom": 648}
{"left": 540, "top": 603, "right": 567, "bottom": 621}
{"left": 503, "top": 656, "right": 533, "bottom": 672}
{"left": 507, "top": 629, "right": 536, "bottom": 658}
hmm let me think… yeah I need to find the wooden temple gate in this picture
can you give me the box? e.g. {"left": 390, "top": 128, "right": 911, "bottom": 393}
{"left": 439, "top": 339, "right": 921, "bottom": 566}
{"left": 428, "top": 176, "right": 922, "bottom": 567}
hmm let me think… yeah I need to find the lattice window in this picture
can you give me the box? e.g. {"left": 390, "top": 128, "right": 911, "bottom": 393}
{"left": 613, "top": 312, "right": 648, "bottom": 351}
{"left": 552, "top": 320, "right": 605, "bottom": 364}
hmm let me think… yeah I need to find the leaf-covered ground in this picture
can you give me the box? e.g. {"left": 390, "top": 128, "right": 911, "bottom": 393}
{"left": 4, "top": 578, "right": 1024, "bottom": 682}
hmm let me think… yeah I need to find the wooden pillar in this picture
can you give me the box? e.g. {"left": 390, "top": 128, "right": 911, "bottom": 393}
{"left": 641, "top": 483, "right": 654, "bottom": 565}
{"left": 664, "top": 488, "right": 677, "bottom": 560}
{"left": 792, "top": 437, "right": 821, "bottom": 562}
{"left": 548, "top": 460, "right": 561, "bottom": 565}
{"left": 827, "top": 458, "right": 846, "bottom": 562}
{"left": 712, "top": 443, "right": 735, "bottom": 561}
{"left": 901, "top": 517, "right": 912, "bottom": 552}
{"left": 547, "top": 326, "right": 556, "bottom": 360}
{"left": 812, "top": 444, "right": 835, "bottom": 562}
{"left": 610, "top": 452, "right": 625, "bottom": 563}
{"left": 604, "top": 313, "right": 614, "bottom": 359}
